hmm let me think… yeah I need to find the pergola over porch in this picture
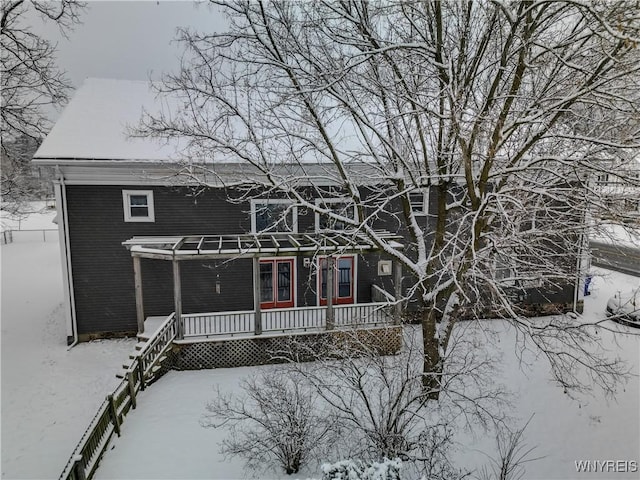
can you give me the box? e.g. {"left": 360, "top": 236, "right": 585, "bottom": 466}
{"left": 122, "top": 231, "right": 404, "bottom": 339}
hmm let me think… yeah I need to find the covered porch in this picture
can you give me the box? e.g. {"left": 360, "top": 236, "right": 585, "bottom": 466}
{"left": 124, "top": 231, "right": 404, "bottom": 340}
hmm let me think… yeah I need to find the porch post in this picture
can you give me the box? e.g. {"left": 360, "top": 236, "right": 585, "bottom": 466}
{"left": 173, "top": 258, "right": 183, "bottom": 339}
{"left": 253, "top": 257, "right": 262, "bottom": 335}
{"left": 326, "top": 255, "right": 335, "bottom": 330}
{"left": 133, "top": 255, "right": 145, "bottom": 334}
{"left": 394, "top": 260, "right": 403, "bottom": 324}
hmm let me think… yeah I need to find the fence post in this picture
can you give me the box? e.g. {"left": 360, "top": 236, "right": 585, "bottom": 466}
{"left": 137, "top": 355, "right": 146, "bottom": 391}
{"left": 72, "top": 455, "right": 87, "bottom": 480}
{"left": 107, "top": 394, "right": 121, "bottom": 436}
{"left": 126, "top": 371, "right": 137, "bottom": 409}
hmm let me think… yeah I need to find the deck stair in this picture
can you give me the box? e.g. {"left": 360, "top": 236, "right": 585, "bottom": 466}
{"left": 115, "top": 314, "right": 177, "bottom": 384}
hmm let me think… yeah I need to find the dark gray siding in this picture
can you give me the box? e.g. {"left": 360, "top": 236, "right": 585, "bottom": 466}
{"left": 66, "top": 185, "right": 252, "bottom": 336}
{"left": 66, "top": 185, "right": 399, "bottom": 336}
{"left": 66, "top": 183, "right": 576, "bottom": 337}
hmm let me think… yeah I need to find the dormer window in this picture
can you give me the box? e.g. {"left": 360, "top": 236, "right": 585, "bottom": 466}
{"left": 122, "top": 190, "right": 155, "bottom": 222}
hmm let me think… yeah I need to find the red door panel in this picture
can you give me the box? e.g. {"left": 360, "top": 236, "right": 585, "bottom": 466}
{"left": 319, "top": 256, "right": 354, "bottom": 305}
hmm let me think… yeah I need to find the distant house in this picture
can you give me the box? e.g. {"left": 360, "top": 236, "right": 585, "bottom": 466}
{"left": 34, "top": 79, "right": 580, "bottom": 345}
{"left": 592, "top": 157, "right": 640, "bottom": 222}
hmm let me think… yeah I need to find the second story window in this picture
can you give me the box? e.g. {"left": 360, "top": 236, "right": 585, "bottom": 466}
{"left": 251, "top": 199, "right": 297, "bottom": 233}
{"left": 315, "top": 198, "right": 358, "bottom": 231}
{"left": 122, "top": 190, "right": 155, "bottom": 222}
{"left": 409, "top": 188, "right": 429, "bottom": 215}
{"left": 595, "top": 173, "right": 609, "bottom": 186}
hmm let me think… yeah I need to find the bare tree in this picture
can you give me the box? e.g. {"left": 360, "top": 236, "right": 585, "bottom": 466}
{"left": 202, "top": 369, "right": 336, "bottom": 475}
{"left": 1, "top": 0, "right": 83, "bottom": 142}
{"left": 140, "top": 1, "right": 640, "bottom": 396}
{"left": 1, "top": 0, "right": 83, "bottom": 213}
{"left": 476, "top": 416, "right": 541, "bottom": 480}
{"left": 272, "top": 326, "right": 508, "bottom": 479}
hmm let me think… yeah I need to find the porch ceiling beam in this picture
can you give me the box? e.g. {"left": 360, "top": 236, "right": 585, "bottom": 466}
{"left": 324, "top": 236, "right": 339, "bottom": 246}
{"left": 288, "top": 235, "right": 301, "bottom": 248}
{"left": 131, "top": 251, "right": 174, "bottom": 261}
{"left": 172, "top": 238, "right": 186, "bottom": 252}
{"left": 303, "top": 234, "right": 320, "bottom": 247}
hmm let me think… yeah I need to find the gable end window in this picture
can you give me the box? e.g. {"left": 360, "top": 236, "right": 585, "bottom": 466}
{"left": 123, "top": 190, "right": 155, "bottom": 222}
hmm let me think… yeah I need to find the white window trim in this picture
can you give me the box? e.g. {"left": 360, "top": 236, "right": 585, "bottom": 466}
{"left": 493, "top": 254, "right": 516, "bottom": 286}
{"left": 250, "top": 199, "right": 298, "bottom": 234}
{"left": 409, "top": 188, "right": 429, "bottom": 216}
{"left": 122, "top": 190, "right": 155, "bottom": 223}
{"left": 314, "top": 198, "right": 358, "bottom": 232}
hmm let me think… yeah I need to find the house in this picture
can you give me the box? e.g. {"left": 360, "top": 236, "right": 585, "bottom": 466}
{"left": 34, "top": 79, "right": 582, "bottom": 347}
{"left": 592, "top": 156, "right": 640, "bottom": 223}
{"left": 33, "top": 79, "right": 411, "bottom": 346}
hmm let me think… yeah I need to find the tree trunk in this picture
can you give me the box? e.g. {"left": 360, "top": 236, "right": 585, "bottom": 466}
{"left": 421, "top": 306, "right": 443, "bottom": 400}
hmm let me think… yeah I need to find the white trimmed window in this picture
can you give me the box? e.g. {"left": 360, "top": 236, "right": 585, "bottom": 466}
{"left": 251, "top": 199, "right": 297, "bottom": 233}
{"left": 315, "top": 198, "right": 358, "bottom": 232}
{"left": 493, "top": 254, "right": 516, "bottom": 286}
{"left": 122, "top": 190, "right": 155, "bottom": 222}
{"left": 409, "top": 188, "right": 429, "bottom": 215}
{"left": 595, "top": 173, "right": 609, "bottom": 186}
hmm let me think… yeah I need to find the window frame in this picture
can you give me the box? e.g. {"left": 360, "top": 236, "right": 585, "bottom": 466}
{"left": 317, "top": 255, "right": 357, "bottom": 305}
{"left": 250, "top": 199, "right": 298, "bottom": 234}
{"left": 314, "top": 198, "right": 358, "bottom": 232}
{"left": 258, "top": 257, "right": 296, "bottom": 309}
{"left": 595, "top": 173, "right": 610, "bottom": 186}
{"left": 493, "top": 254, "right": 516, "bottom": 287}
{"left": 409, "top": 188, "right": 429, "bottom": 216}
{"left": 122, "top": 190, "right": 155, "bottom": 223}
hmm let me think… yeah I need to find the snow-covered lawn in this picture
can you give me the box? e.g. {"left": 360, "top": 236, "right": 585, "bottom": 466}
{"left": 92, "top": 270, "right": 640, "bottom": 480}
{"left": 1, "top": 239, "right": 136, "bottom": 479}
{"left": 0, "top": 200, "right": 58, "bottom": 232}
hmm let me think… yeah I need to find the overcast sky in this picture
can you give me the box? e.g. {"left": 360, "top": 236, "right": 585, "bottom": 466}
{"left": 28, "top": 1, "right": 228, "bottom": 120}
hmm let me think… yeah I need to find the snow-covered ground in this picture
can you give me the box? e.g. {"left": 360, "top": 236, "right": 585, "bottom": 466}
{"left": 591, "top": 222, "right": 640, "bottom": 248}
{"left": 0, "top": 200, "right": 58, "bottom": 232}
{"left": 92, "top": 269, "right": 640, "bottom": 480}
{"left": 1, "top": 206, "right": 638, "bottom": 480}
{"left": 1, "top": 238, "right": 136, "bottom": 479}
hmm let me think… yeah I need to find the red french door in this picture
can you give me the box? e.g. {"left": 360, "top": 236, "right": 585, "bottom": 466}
{"left": 318, "top": 256, "right": 355, "bottom": 305}
{"left": 259, "top": 258, "right": 295, "bottom": 309}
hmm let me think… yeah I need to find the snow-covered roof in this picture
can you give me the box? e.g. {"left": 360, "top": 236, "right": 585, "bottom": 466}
{"left": 34, "top": 78, "right": 184, "bottom": 162}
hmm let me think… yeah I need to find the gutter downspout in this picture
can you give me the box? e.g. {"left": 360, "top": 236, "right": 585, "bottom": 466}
{"left": 56, "top": 168, "right": 79, "bottom": 348}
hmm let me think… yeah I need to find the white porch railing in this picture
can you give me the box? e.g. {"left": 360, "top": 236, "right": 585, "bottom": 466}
{"left": 181, "top": 302, "right": 393, "bottom": 339}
